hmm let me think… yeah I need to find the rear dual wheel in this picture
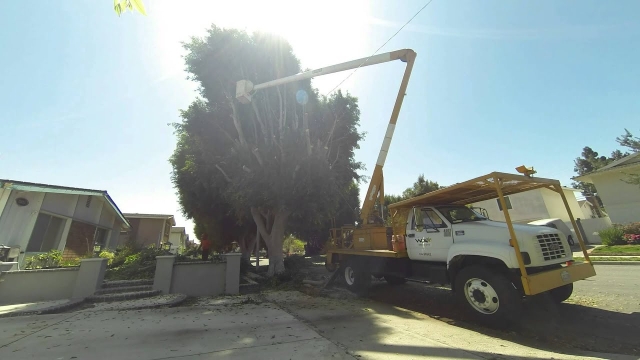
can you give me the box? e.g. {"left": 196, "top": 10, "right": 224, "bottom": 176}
{"left": 341, "top": 258, "right": 371, "bottom": 295}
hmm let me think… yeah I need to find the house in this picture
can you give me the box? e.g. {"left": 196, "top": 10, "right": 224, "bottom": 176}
{"left": 168, "top": 226, "right": 188, "bottom": 254}
{"left": 0, "top": 179, "right": 130, "bottom": 267}
{"left": 578, "top": 200, "right": 597, "bottom": 219}
{"left": 117, "top": 213, "right": 176, "bottom": 248}
{"left": 575, "top": 152, "right": 640, "bottom": 224}
{"left": 472, "top": 187, "right": 585, "bottom": 224}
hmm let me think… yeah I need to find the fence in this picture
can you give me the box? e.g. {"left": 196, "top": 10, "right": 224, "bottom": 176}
{"left": 0, "top": 258, "right": 107, "bottom": 305}
{"left": 153, "top": 253, "right": 241, "bottom": 297}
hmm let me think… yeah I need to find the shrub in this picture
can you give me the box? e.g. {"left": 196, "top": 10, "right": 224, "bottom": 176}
{"left": 623, "top": 234, "right": 640, "bottom": 245}
{"left": 24, "top": 250, "right": 63, "bottom": 269}
{"left": 621, "top": 222, "right": 640, "bottom": 236}
{"left": 60, "top": 258, "right": 81, "bottom": 267}
{"left": 599, "top": 226, "right": 626, "bottom": 246}
{"left": 124, "top": 253, "right": 141, "bottom": 265}
{"left": 99, "top": 250, "right": 115, "bottom": 265}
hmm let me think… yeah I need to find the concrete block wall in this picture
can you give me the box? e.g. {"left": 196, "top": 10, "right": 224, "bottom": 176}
{"left": 0, "top": 258, "right": 107, "bottom": 305}
{"left": 153, "top": 253, "right": 241, "bottom": 297}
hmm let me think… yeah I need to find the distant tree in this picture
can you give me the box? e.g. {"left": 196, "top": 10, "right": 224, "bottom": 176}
{"left": 114, "top": 0, "right": 146, "bottom": 16}
{"left": 572, "top": 129, "right": 639, "bottom": 201}
{"left": 401, "top": 174, "right": 441, "bottom": 199}
{"left": 173, "top": 26, "right": 363, "bottom": 275}
{"left": 616, "top": 128, "right": 640, "bottom": 152}
{"left": 380, "top": 175, "right": 441, "bottom": 224}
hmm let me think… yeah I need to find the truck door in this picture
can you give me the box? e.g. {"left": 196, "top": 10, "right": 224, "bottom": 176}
{"left": 406, "top": 207, "right": 453, "bottom": 262}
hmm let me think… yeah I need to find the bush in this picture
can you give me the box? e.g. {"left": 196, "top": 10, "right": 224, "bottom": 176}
{"left": 60, "top": 258, "right": 81, "bottom": 267}
{"left": 124, "top": 253, "right": 141, "bottom": 265}
{"left": 599, "top": 226, "right": 626, "bottom": 246}
{"left": 24, "top": 250, "right": 63, "bottom": 269}
{"left": 99, "top": 250, "right": 115, "bottom": 265}
{"left": 621, "top": 222, "right": 640, "bottom": 236}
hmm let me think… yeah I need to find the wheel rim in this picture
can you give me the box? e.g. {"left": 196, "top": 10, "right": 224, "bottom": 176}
{"left": 464, "top": 278, "right": 500, "bottom": 314}
{"left": 344, "top": 266, "right": 355, "bottom": 286}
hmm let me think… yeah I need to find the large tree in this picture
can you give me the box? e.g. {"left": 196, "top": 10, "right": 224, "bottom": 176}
{"left": 174, "top": 26, "right": 363, "bottom": 275}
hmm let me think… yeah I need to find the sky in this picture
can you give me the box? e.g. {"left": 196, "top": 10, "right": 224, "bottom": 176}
{"left": 1, "top": 0, "right": 639, "bottom": 239}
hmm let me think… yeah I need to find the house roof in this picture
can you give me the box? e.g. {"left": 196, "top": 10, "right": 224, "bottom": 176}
{"left": 389, "top": 171, "right": 563, "bottom": 209}
{"left": 0, "top": 179, "right": 130, "bottom": 228}
{"left": 123, "top": 213, "right": 176, "bottom": 226}
{"left": 578, "top": 200, "right": 593, "bottom": 207}
{"left": 575, "top": 152, "right": 640, "bottom": 182}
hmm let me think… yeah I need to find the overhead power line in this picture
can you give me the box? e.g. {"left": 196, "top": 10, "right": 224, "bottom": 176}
{"left": 325, "top": 0, "right": 435, "bottom": 97}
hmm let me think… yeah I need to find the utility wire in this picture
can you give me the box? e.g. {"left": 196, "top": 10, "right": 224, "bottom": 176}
{"left": 325, "top": 0, "right": 435, "bottom": 97}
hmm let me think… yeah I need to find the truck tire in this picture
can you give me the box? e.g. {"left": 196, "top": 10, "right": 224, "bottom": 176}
{"left": 384, "top": 275, "right": 407, "bottom": 285}
{"left": 548, "top": 283, "right": 573, "bottom": 303}
{"left": 454, "top": 266, "right": 522, "bottom": 328}
{"left": 342, "top": 259, "right": 371, "bottom": 295}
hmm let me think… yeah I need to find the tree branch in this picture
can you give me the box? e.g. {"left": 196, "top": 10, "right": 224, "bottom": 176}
{"left": 214, "top": 164, "right": 231, "bottom": 182}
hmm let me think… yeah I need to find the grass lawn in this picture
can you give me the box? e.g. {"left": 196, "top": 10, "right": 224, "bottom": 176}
{"left": 575, "top": 256, "right": 640, "bottom": 262}
{"left": 591, "top": 245, "right": 640, "bottom": 256}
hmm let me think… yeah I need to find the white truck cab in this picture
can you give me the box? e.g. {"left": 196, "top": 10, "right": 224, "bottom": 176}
{"left": 406, "top": 205, "right": 571, "bottom": 269}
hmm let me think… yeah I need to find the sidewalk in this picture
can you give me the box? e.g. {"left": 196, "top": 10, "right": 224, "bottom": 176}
{"left": 1, "top": 293, "right": 634, "bottom": 359}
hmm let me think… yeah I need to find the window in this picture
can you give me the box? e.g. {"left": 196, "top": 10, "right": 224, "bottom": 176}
{"left": 27, "top": 213, "right": 66, "bottom": 252}
{"left": 94, "top": 228, "right": 109, "bottom": 249}
{"left": 496, "top": 196, "right": 513, "bottom": 211}
{"left": 412, "top": 208, "right": 447, "bottom": 230}
{"left": 424, "top": 209, "right": 447, "bottom": 228}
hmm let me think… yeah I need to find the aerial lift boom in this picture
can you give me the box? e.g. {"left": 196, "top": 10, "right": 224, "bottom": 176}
{"left": 236, "top": 49, "right": 417, "bottom": 224}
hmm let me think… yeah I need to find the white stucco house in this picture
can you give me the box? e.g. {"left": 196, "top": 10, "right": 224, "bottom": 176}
{"left": 578, "top": 200, "right": 597, "bottom": 219}
{"left": 472, "top": 187, "right": 585, "bottom": 224}
{"left": 575, "top": 152, "right": 640, "bottom": 224}
{"left": 0, "top": 179, "right": 130, "bottom": 268}
{"left": 169, "top": 226, "right": 188, "bottom": 254}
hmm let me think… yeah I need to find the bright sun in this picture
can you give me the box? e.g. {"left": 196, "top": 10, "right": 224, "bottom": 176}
{"left": 151, "top": 0, "right": 371, "bottom": 93}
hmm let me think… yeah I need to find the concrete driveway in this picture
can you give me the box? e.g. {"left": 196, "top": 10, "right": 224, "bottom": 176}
{"left": 1, "top": 293, "right": 634, "bottom": 360}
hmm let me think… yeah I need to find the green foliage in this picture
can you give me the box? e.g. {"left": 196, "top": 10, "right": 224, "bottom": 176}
{"left": 105, "top": 247, "right": 169, "bottom": 281}
{"left": 60, "top": 258, "right": 81, "bottom": 267}
{"left": 616, "top": 129, "right": 640, "bottom": 152}
{"left": 283, "top": 235, "right": 305, "bottom": 255}
{"left": 114, "top": 0, "right": 146, "bottom": 16}
{"left": 599, "top": 226, "right": 626, "bottom": 246}
{"left": 401, "top": 174, "right": 441, "bottom": 198}
{"left": 24, "top": 250, "right": 63, "bottom": 269}
{"left": 99, "top": 250, "right": 115, "bottom": 265}
{"left": 572, "top": 129, "right": 638, "bottom": 198}
{"left": 170, "top": 25, "right": 364, "bottom": 262}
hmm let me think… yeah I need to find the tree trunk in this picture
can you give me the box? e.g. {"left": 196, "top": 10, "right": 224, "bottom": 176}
{"left": 238, "top": 232, "right": 257, "bottom": 262}
{"left": 251, "top": 207, "right": 290, "bottom": 276}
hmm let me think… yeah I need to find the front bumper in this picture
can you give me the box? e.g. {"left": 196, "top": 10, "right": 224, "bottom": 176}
{"left": 521, "top": 262, "right": 596, "bottom": 295}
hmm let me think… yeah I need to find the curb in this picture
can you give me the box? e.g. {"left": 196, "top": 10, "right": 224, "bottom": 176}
{"left": 0, "top": 298, "right": 86, "bottom": 319}
{"left": 591, "top": 261, "right": 640, "bottom": 266}
{"left": 89, "top": 294, "right": 189, "bottom": 312}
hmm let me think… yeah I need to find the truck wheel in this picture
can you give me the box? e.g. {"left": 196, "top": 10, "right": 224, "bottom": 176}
{"left": 384, "top": 275, "right": 407, "bottom": 285}
{"left": 454, "top": 266, "right": 522, "bottom": 328}
{"left": 342, "top": 259, "right": 371, "bottom": 294}
{"left": 548, "top": 283, "right": 573, "bottom": 303}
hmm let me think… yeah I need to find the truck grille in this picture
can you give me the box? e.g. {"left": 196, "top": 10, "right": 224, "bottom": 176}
{"left": 536, "top": 234, "right": 567, "bottom": 261}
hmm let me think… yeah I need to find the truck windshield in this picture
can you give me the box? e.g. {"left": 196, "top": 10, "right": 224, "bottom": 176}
{"left": 436, "top": 206, "right": 487, "bottom": 224}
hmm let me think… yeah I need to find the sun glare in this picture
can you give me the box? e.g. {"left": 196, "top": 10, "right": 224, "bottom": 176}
{"left": 151, "top": 0, "right": 371, "bottom": 93}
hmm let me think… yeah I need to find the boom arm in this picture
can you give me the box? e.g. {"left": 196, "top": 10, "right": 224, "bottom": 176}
{"left": 235, "top": 49, "right": 417, "bottom": 224}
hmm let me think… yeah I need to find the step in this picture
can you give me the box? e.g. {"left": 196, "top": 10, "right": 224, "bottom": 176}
{"left": 101, "top": 279, "right": 153, "bottom": 289}
{"left": 87, "top": 290, "right": 161, "bottom": 303}
{"left": 94, "top": 285, "right": 152, "bottom": 295}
